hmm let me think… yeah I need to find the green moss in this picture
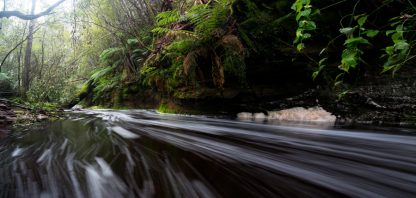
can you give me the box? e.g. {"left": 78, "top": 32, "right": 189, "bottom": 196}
{"left": 89, "top": 105, "right": 107, "bottom": 110}
{"left": 157, "top": 103, "right": 176, "bottom": 114}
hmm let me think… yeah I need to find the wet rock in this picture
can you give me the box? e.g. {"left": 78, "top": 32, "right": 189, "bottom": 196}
{"left": 237, "top": 106, "right": 336, "bottom": 123}
{"left": 0, "top": 102, "right": 16, "bottom": 127}
{"left": 71, "top": 105, "right": 83, "bottom": 111}
{"left": 37, "top": 114, "right": 49, "bottom": 121}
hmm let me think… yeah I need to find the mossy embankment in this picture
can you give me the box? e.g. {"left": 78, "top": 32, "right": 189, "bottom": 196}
{"left": 73, "top": 0, "right": 416, "bottom": 125}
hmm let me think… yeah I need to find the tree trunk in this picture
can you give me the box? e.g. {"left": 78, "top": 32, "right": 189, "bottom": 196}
{"left": 22, "top": 0, "right": 37, "bottom": 95}
{"left": 17, "top": 22, "right": 28, "bottom": 94}
{"left": 40, "top": 30, "right": 45, "bottom": 79}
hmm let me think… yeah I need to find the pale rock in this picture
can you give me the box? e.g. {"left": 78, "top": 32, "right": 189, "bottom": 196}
{"left": 237, "top": 107, "right": 336, "bottom": 123}
{"left": 237, "top": 112, "right": 253, "bottom": 119}
{"left": 253, "top": 113, "right": 267, "bottom": 120}
{"left": 71, "top": 105, "right": 83, "bottom": 111}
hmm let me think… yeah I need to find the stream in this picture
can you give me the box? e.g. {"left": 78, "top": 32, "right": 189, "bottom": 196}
{"left": 0, "top": 110, "right": 415, "bottom": 198}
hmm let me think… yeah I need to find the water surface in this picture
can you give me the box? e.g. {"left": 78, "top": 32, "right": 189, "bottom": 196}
{"left": 1, "top": 110, "right": 415, "bottom": 197}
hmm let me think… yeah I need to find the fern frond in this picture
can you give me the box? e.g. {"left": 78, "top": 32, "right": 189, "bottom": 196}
{"left": 220, "top": 35, "right": 245, "bottom": 55}
{"left": 90, "top": 65, "right": 116, "bottom": 84}
{"left": 191, "top": 0, "right": 231, "bottom": 37}
{"left": 155, "top": 10, "right": 180, "bottom": 27}
{"left": 166, "top": 30, "right": 199, "bottom": 40}
{"left": 212, "top": 52, "right": 225, "bottom": 88}
{"left": 166, "top": 39, "right": 196, "bottom": 54}
{"left": 151, "top": 27, "right": 171, "bottom": 35}
{"left": 183, "top": 51, "right": 198, "bottom": 76}
{"left": 99, "top": 47, "right": 123, "bottom": 63}
{"left": 143, "top": 53, "right": 159, "bottom": 68}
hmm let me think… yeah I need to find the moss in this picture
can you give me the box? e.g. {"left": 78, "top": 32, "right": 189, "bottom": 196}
{"left": 157, "top": 102, "right": 178, "bottom": 114}
{"left": 89, "top": 105, "right": 107, "bottom": 110}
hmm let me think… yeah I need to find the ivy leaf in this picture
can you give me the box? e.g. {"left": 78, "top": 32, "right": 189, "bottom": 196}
{"left": 382, "top": 64, "right": 399, "bottom": 73}
{"left": 364, "top": 30, "right": 379, "bottom": 38}
{"left": 296, "top": 9, "right": 311, "bottom": 21}
{"left": 391, "top": 32, "right": 403, "bottom": 42}
{"left": 340, "top": 49, "right": 359, "bottom": 71}
{"left": 339, "top": 27, "right": 354, "bottom": 35}
{"left": 302, "top": 33, "right": 312, "bottom": 39}
{"left": 297, "top": 43, "right": 305, "bottom": 51}
{"left": 312, "top": 71, "right": 319, "bottom": 81}
{"left": 344, "top": 37, "right": 370, "bottom": 46}
{"left": 394, "top": 41, "right": 409, "bottom": 50}
{"left": 339, "top": 63, "right": 350, "bottom": 72}
{"left": 299, "top": 20, "right": 316, "bottom": 30}
{"left": 342, "top": 55, "right": 357, "bottom": 68}
{"left": 386, "top": 30, "right": 396, "bottom": 36}
{"left": 357, "top": 15, "right": 368, "bottom": 27}
{"left": 385, "top": 46, "right": 394, "bottom": 56}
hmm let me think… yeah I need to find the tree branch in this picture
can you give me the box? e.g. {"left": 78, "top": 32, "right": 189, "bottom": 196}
{"left": 0, "top": 0, "right": 65, "bottom": 20}
{"left": 0, "top": 26, "right": 41, "bottom": 69}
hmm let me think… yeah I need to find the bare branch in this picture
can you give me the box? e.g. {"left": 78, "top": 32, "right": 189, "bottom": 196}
{"left": 0, "top": 26, "right": 41, "bottom": 69}
{"left": 0, "top": 0, "right": 65, "bottom": 20}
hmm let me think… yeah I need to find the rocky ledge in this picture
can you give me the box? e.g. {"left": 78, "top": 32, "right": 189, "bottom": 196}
{"left": 0, "top": 102, "right": 16, "bottom": 126}
{"left": 0, "top": 101, "right": 16, "bottom": 138}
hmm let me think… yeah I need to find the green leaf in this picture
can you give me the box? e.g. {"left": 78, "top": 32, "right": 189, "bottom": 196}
{"left": 295, "top": 29, "right": 303, "bottom": 37}
{"left": 386, "top": 30, "right": 396, "bottom": 36}
{"left": 357, "top": 15, "right": 368, "bottom": 27}
{"left": 344, "top": 37, "right": 370, "bottom": 46}
{"left": 296, "top": 9, "right": 311, "bottom": 21}
{"left": 302, "top": 33, "right": 312, "bottom": 39}
{"left": 391, "top": 32, "right": 403, "bottom": 42}
{"left": 343, "top": 55, "right": 357, "bottom": 66}
{"left": 127, "top": 38, "right": 139, "bottom": 46}
{"left": 394, "top": 41, "right": 409, "bottom": 50}
{"left": 353, "top": 13, "right": 367, "bottom": 20}
{"left": 319, "top": 57, "right": 328, "bottom": 66}
{"left": 364, "top": 30, "right": 379, "bottom": 38}
{"left": 299, "top": 20, "right": 316, "bottom": 30}
{"left": 306, "top": 21, "right": 317, "bottom": 30}
{"left": 339, "top": 27, "right": 354, "bottom": 35}
{"left": 312, "top": 71, "right": 319, "bottom": 80}
{"left": 385, "top": 46, "right": 394, "bottom": 56}
{"left": 297, "top": 43, "right": 305, "bottom": 51}
{"left": 382, "top": 64, "right": 398, "bottom": 73}
{"left": 339, "top": 63, "right": 350, "bottom": 72}
{"left": 151, "top": 27, "right": 170, "bottom": 34}
{"left": 340, "top": 49, "right": 359, "bottom": 71}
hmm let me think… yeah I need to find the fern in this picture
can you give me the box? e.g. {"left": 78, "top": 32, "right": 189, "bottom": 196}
{"left": 90, "top": 66, "right": 116, "bottom": 84}
{"left": 99, "top": 47, "right": 123, "bottom": 63}
{"left": 166, "top": 39, "right": 196, "bottom": 54}
{"left": 166, "top": 30, "right": 199, "bottom": 40}
{"left": 143, "top": 0, "right": 245, "bottom": 90}
{"left": 155, "top": 10, "right": 180, "bottom": 27}
{"left": 151, "top": 27, "right": 171, "bottom": 35}
{"left": 190, "top": 1, "right": 230, "bottom": 37}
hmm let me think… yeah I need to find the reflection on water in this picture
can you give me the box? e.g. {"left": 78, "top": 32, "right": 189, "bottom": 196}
{"left": 1, "top": 110, "right": 416, "bottom": 197}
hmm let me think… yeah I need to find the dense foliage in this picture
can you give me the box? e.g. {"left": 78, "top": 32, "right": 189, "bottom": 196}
{"left": 0, "top": 0, "right": 415, "bottom": 108}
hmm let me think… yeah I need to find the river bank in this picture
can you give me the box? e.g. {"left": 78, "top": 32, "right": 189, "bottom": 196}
{"left": 75, "top": 56, "right": 416, "bottom": 126}
{"left": 0, "top": 100, "right": 64, "bottom": 130}
{"left": 0, "top": 102, "right": 16, "bottom": 128}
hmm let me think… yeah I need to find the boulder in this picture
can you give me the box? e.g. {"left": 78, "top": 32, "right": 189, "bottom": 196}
{"left": 237, "top": 106, "right": 336, "bottom": 123}
{"left": 71, "top": 105, "right": 83, "bottom": 111}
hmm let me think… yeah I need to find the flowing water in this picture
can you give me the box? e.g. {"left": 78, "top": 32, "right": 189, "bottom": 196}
{"left": 0, "top": 110, "right": 415, "bottom": 198}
